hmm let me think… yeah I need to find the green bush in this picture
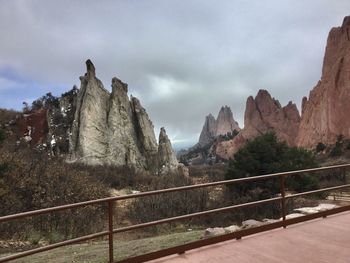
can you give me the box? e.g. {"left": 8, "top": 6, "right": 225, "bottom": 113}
{"left": 225, "top": 133, "right": 319, "bottom": 219}
{"left": 316, "top": 142, "right": 326, "bottom": 152}
{"left": 329, "top": 135, "right": 344, "bottom": 157}
{"left": 329, "top": 144, "right": 342, "bottom": 157}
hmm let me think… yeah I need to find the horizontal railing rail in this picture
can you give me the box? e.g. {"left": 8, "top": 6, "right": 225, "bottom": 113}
{"left": 0, "top": 163, "right": 350, "bottom": 263}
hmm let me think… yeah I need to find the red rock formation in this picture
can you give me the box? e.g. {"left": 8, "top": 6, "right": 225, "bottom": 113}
{"left": 297, "top": 16, "right": 350, "bottom": 148}
{"left": 215, "top": 90, "right": 300, "bottom": 160}
{"left": 17, "top": 109, "right": 49, "bottom": 145}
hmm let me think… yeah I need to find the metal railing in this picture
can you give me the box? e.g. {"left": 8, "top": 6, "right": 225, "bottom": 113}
{"left": 1, "top": 164, "right": 350, "bottom": 263}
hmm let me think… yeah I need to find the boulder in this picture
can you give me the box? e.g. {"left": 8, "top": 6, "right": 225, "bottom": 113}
{"left": 294, "top": 203, "right": 338, "bottom": 215}
{"left": 242, "top": 219, "right": 264, "bottom": 228}
{"left": 203, "top": 227, "right": 226, "bottom": 238}
{"left": 284, "top": 213, "right": 304, "bottom": 220}
{"left": 224, "top": 225, "right": 241, "bottom": 233}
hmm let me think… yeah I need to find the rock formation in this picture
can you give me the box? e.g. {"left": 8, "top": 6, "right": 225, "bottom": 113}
{"left": 198, "top": 106, "right": 240, "bottom": 146}
{"left": 69, "top": 60, "right": 178, "bottom": 173}
{"left": 198, "top": 114, "right": 217, "bottom": 146}
{"left": 297, "top": 16, "right": 350, "bottom": 148}
{"left": 158, "top": 127, "right": 179, "bottom": 174}
{"left": 215, "top": 90, "right": 300, "bottom": 160}
{"left": 216, "top": 106, "right": 241, "bottom": 137}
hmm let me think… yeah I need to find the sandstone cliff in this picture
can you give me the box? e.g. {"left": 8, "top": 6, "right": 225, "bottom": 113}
{"left": 297, "top": 16, "right": 350, "bottom": 148}
{"left": 215, "top": 90, "right": 300, "bottom": 160}
{"left": 69, "top": 60, "right": 178, "bottom": 173}
{"left": 198, "top": 106, "right": 240, "bottom": 146}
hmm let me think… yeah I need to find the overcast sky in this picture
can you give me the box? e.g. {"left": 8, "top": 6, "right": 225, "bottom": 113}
{"left": 0, "top": 1, "right": 349, "bottom": 149}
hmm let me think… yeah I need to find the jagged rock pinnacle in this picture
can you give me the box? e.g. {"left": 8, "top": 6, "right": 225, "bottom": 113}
{"left": 111, "top": 77, "right": 128, "bottom": 93}
{"left": 70, "top": 60, "right": 177, "bottom": 174}
{"left": 86, "top": 59, "right": 96, "bottom": 78}
{"left": 198, "top": 106, "right": 240, "bottom": 146}
{"left": 215, "top": 89, "right": 300, "bottom": 160}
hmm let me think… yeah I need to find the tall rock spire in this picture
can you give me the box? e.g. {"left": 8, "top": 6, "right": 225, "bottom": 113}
{"left": 297, "top": 16, "right": 350, "bottom": 148}
{"left": 197, "top": 106, "right": 240, "bottom": 146}
{"left": 216, "top": 106, "right": 240, "bottom": 136}
{"left": 198, "top": 114, "right": 217, "bottom": 146}
{"left": 158, "top": 127, "right": 179, "bottom": 175}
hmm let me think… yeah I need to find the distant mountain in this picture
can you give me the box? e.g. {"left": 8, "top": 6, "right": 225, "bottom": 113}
{"left": 198, "top": 106, "right": 240, "bottom": 146}
{"left": 178, "top": 106, "right": 240, "bottom": 165}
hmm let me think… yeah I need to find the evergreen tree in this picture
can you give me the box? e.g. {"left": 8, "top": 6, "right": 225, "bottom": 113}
{"left": 226, "top": 133, "right": 318, "bottom": 200}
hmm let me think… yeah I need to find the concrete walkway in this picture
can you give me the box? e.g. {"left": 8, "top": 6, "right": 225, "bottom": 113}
{"left": 151, "top": 211, "right": 350, "bottom": 263}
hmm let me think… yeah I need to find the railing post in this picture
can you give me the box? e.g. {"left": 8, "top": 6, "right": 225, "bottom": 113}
{"left": 108, "top": 200, "right": 114, "bottom": 263}
{"left": 280, "top": 175, "right": 286, "bottom": 228}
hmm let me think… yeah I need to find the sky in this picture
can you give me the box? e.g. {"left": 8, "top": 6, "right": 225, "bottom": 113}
{"left": 0, "top": 1, "right": 349, "bottom": 149}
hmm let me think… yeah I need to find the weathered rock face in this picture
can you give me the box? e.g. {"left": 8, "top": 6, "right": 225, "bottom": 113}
{"left": 70, "top": 60, "right": 110, "bottom": 164}
{"left": 216, "top": 106, "right": 241, "bottom": 136}
{"left": 215, "top": 90, "right": 300, "bottom": 160}
{"left": 198, "top": 114, "right": 216, "bottom": 146}
{"left": 297, "top": 16, "right": 350, "bottom": 148}
{"left": 198, "top": 106, "right": 240, "bottom": 146}
{"left": 69, "top": 60, "right": 177, "bottom": 173}
{"left": 158, "top": 127, "right": 179, "bottom": 175}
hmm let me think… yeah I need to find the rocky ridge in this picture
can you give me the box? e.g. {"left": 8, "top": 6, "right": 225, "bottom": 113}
{"left": 215, "top": 90, "right": 300, "bottom": 160}
{"left": 69, "top": 60, "right": 178, "bottom": 173}
{"left": 178, "top": 106, "right": 240, "bottom": 165}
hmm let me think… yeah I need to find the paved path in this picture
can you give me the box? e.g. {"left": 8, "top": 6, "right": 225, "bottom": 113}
{"left": 151, "top": 212, "right": 350, "bottom": 263}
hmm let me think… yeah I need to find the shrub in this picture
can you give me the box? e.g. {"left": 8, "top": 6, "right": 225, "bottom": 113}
{"left": 128, "top": 173, "right": 209, "bottom": 227}
{"left": 316, "top": 142, "right": 326, "bottom": 152}
{"left": 329, "top": 144, "right": 342, "bottom": 157}
{"left": 329, "top": 135, "right": 344, "bottom": 157}
{"left": 0, "top": 147, "right": 109, "bottom": 241}
{"left": 225, "top": 133, "right": 319, "bottom": 219}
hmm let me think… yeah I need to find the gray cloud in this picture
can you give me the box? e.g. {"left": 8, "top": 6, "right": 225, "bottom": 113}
{"left": 0, "top": 0, "right": 349, "bottom": 148}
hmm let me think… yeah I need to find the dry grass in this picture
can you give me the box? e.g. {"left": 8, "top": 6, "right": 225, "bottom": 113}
{"left": 1, "top": 230, "right": 203, "bottom": 263}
